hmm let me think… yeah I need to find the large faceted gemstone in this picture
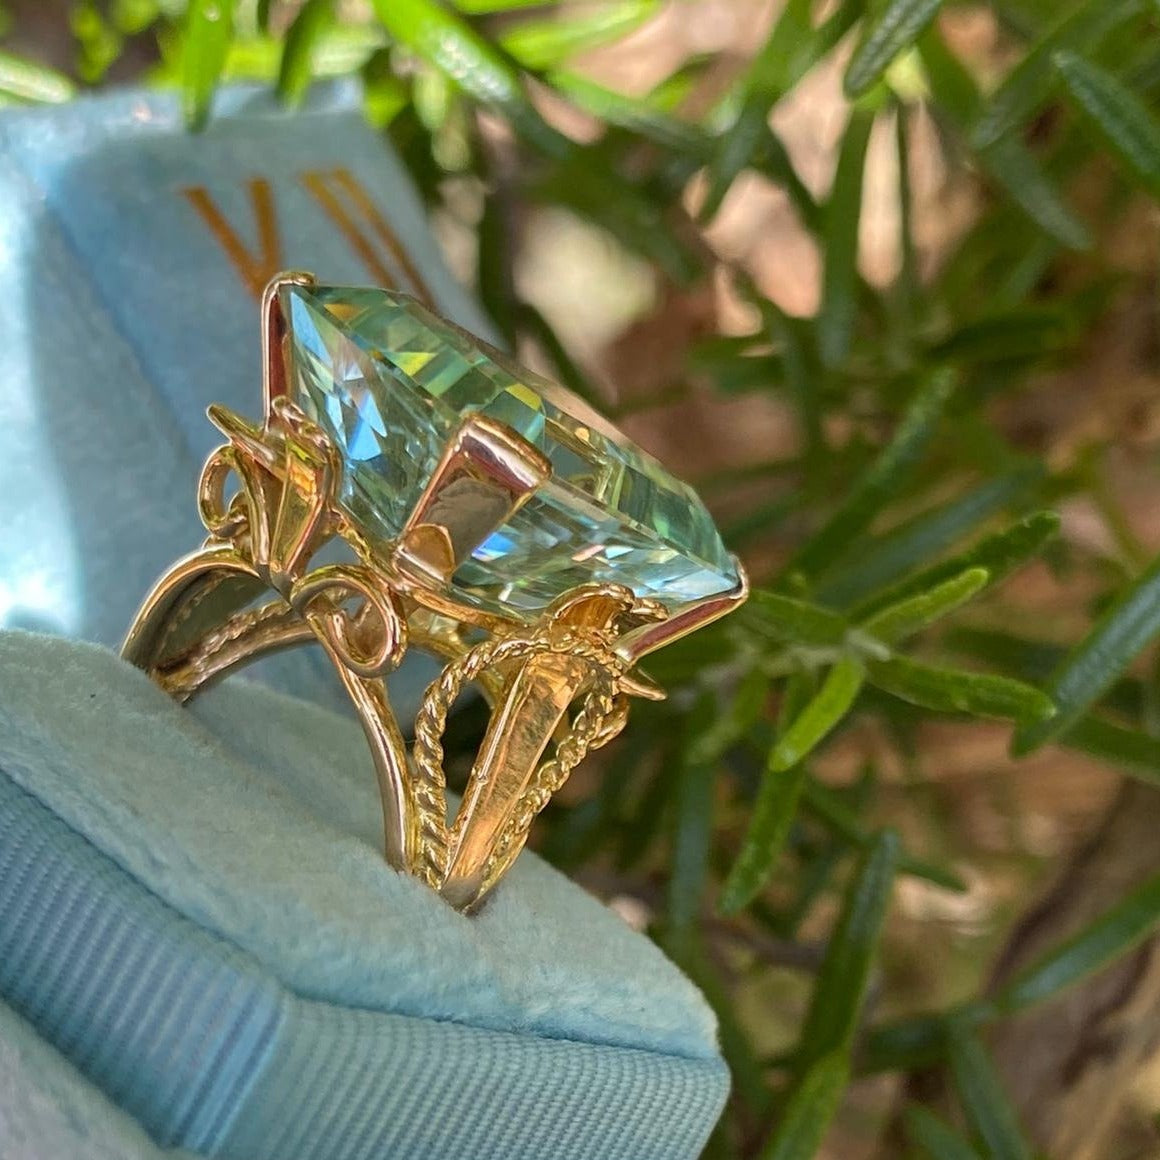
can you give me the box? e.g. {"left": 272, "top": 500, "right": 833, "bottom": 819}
{"left": 282, "top": 283, "right": 741, "bottom": 616}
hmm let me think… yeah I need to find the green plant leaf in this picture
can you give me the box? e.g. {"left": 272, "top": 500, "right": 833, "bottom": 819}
{"left": 758, "top": 1051, "right": 850, "bottom": 1160}
{"left": 0, "top": 50, "right": 75, "bottom": 103}
{"left": 818, "top": 470, "right": 1040, "bottom": 608}
{"left": 500, "top": 0, "right": 658, "bottom": 69}
{"left": 867, "top": 656, "right": 1055, "bottom": 723}
{"left": 786, "top": 369, "right": 957, "bottom": 581}
{"left": 971, "top": 0, "right": 1145, "bottom": 151}
{"left": 993, "top": 868, "right": 1160, "bottom": 1014}
{"left": 278, "top": 0, "right": 333, "bottom": 103}
{"left": 979, "top": 135, "right": 1091, "bottom": 250}
{"left": 862, "top": 567, "right": 989, "bottom": 645}
{"left": 1013, "top": 552, "right": 1160, "bottom": 753}
{"left": 720, "top": 758, "right": 807, "bottom": 914}
{"left": 928, "top": 305, "right": 1078, "bottom": 365}
{"left": 746, "top": 590, "right": 851, "bottom": 647}
{"left": 798, "top": 829, "right": 900, "bottom": 1070}
{"left": 844, "top": 0, "right": 943, "bottom": 98}
{"left": 852, "top": 511, "right": 1060, "bottom": 621}
{"left": 770, "top": 656, "right": 866, "bottom": 773}
{"left": 1063, "top": 715, "right": 1160, "bottom": 782}
{"left": 667, "top": 695, "right": 719, "bottom": 942}
{"left": 904, "top": 1106, "right": 985, "bottom": 1160}
{"left": 1053, "top": 50, "right": 1160, "bottom": 196}
{"left": 182, "top": 0, "right": 236, "bottom": 128}
{"left": 370, "top": 0, "right": 564, "bottom": 156}
{"left": 859, "top": 1009, "right": 951, "bottom": 1073}
{"left": 948, "top": 1026, "right": 1032, "bottom": 1160}
{"left": 818, "top": 106, "right": 876, "bottom": 369}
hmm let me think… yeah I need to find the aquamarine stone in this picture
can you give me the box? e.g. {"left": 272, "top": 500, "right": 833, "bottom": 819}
{"left": 282, "top": 283, "right": 740, "bottom": 615}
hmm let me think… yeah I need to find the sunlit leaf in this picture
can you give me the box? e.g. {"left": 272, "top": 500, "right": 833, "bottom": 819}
{"left": 500, "top": 0, "right": 658, "bottom": 70}
{"left": 862, "top": 567, "right": 989, "bottom": 645}
{"left": 278, "top": 0, "right": 334, "bottom": 103}
{"left": 868, "top": 656, "right": 1055, "bottom": 723}
{"left": 182, "top": 0, "right": 236, "bottom": 128}
{"left": 770, "top": 656, "right": 866, "bottom": 772}
{"left": 0, "top": 50, "right": 75, "bottom": 103}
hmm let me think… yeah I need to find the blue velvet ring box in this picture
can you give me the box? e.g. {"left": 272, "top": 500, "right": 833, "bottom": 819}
{"left": 0, "top": 87, "right": 729, "bottom": 1158}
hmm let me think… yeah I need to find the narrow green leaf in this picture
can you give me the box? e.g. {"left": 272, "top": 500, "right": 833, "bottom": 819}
{"left": 0, "top": 50, "right": 75, "bottom": 103}
{"left": 979, "top": 135, "right": 1091, "bottom": 250}
{"left": 182, "top": 0, "right": 236, "bottom": 129}
{"left": 859, "top": 1010, "right": 950, "bottom": 1073}
{"left": 770, "top": 657, "right": 866, "bottom": 773}
{"left": 1054, "top": 51, "right": 1160, "bottom": 196}
{"left": 948, "top": 1027, "right": 1032, "bottom": 1160}
{"left": 862, "top": 567, "right": 989, "bottom": 645}
{"left": 747, "top": 589, "right": 851, "bottom": 647}
{"left": 801, "top": 778, "right": 966, "bottom": 892}
{"left": 720, "top": 761, "right": 807, "bottom": 914}
{"left": 867, "top": 656, "right": 1055, "bottom": 724}
{"left": 818, "top": 107, "right": 876, "bottom": 369}
{"left": 928, "top": 306, "right": 1077, "bottom": 365}
{"left": 845, "top": 0, "right": 943, "bottom": 98}
{"left": 904, "top": 1106, "right": 985, "bottom": 1160}
{"left": 818, "top": 471, "right": 1040, "bottom": 608}
{"left": 971, "top": 0, "right": 1145, "bottom": 151}
{"left": 1013, "top": 552, "right": 1160, "bottom": 754}
{"left": 798, "top": 830, "right": 901, "bottom": 1070}
{"left": 852, "top": 511, "right": 1060, "bottom": 621}
{"left": 1063, "top": 715, "right": 1160, "bottom": 782}
{"left": 500, "top": 0, "right": 658, "bottom": 69}
{"left": 994, "top": 868, "right": 1160, "bottom": 1014}
{"left": 758, "top": 1052, "right": 849, "bottom": 1160}
{"left": 256, "top": 0, "right": 274, "bottom": 32}
{"left": 371, "top": 0, "right": 565, "bottom": 157}
{"left": 278, "top": 0, "right": 333, "bottom": 103}
{"left": 786, "top": 369, "right": 956, "bottom": 580}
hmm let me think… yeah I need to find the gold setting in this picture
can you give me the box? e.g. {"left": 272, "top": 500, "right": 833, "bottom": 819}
{"left": 122, "top": 272, "right": 748, "bottom": 912}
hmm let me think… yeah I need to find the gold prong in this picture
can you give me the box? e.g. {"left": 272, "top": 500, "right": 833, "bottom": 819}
{"left": 394, "top": 415, "right": 551, "bottom": 584}
{"left": 261, "top": 269, "right": 316, "bottom": 413}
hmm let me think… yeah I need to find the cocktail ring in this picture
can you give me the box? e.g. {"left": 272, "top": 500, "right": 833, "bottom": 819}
{"left": 123, "top": 272, "right": 747, "bottom": 911}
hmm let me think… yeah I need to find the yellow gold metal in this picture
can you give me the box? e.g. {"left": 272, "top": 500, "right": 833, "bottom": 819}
{"left": 123, "top": 272, "right": 747, "bottom": 912}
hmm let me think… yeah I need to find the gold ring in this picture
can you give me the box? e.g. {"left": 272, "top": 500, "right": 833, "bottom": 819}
{"left": 122, "top": 272, "right": 747, "bottom": 912}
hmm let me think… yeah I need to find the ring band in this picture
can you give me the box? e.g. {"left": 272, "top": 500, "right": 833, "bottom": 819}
{"left": 123, "top": 272, "right": 746, "bottom": 911}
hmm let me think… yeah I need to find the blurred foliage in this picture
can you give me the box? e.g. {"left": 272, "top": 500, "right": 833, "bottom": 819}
{"left": 4, "top": 0, "right": 1160, "bottom": 1155}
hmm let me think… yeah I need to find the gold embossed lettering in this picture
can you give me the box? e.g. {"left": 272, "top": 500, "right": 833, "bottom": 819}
{"left": 300, "top": 167, "right": 435, "bottom": 306}
{"left": 183, "top": 179, "right": 283, "bottom": 300}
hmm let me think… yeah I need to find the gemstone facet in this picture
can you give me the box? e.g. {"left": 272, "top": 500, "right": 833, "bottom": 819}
{"left": 282, "top": 283, "right": 740, "bottom": 616}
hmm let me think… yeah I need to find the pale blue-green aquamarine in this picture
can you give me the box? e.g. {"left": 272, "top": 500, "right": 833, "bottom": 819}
{"left": 282, "top": 283, "right": 740, "bottom": 616}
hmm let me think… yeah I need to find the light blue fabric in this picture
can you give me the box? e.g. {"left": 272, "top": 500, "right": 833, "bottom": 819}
{"left": 0, "top": 998, "right": 193, "bottom": 1159}
{"left": 0, "top": 630, "right": 729, "bottom": 1158}
{"left": 0, "top": 84, "right": 483, "bottom": 710}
